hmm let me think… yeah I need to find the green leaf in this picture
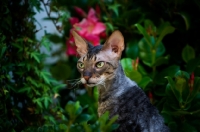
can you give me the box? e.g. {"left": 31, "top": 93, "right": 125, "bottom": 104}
{"left": 174, "top": 73, "right": 190, "bottom": 103}
{"left": 65, "top": 101, "right": 82, "bottom": 119}
{"left": 105, "top": 22, "right": 114, "bottom": 31}
{"left": 47, "top": 34, "right": 62, "bottom": 44}
{"left": 178, "top": 12, "right": 190, "bottom": 30}
{"left": 155, "top": 24, "right": 175, "bottom": 48}
{"left": 12, "top": 109, "right": 23, "bottom": 122}
{"left": 165, "top": 76, "right": 182, "bottom": 103}
{"left": 43, "top": 96, "right": 51, "bottom": 109}
{"left": 144, "top": 19, "right": 155, "bottom": 31}
{"left": 0, "top": 44, "right": 6, "bottom": 59}
{"left": 125, "top": 40, "right": 139, "bottom": 59}
{"left": 121, "top": 58, "right": 133, "bottom": 71}
{"left": 33, "top": 98, "right": 43, "bottom": 108}
{"left": 76, "top": 114, "right": 91, "bottom": 123}
{"left": 182, "top": 45, "right": 195, "bottom": 63}
{"left": 155, "top": 65, "right": 180, "bottom": 85}
{"left": 135, "top": 24, "right": 151, "bottom": 47}
{"left": 30, "top": 51, "right": 41, "bottom": 63}
{"left": 18, "top": 86, "right": 31, "bottom": 93}
{"left": 121, "top": 58, "right": 142, "bottom": 83}
{"left": 138, "top": 76, "right": 152, "bottom": 90}
{"left": 138, "top": 37, "right": 165, "bottom": 67}
{"left": 12, "top": 43, "right": 23, "bottom": 52}
{"left": 108, "top": 4, "right": 121, "bottom": 16}
{"left": 52, "top": 84, "right": 67, "bottom": 92}
{"left": 174, "top": 70, "right": 190, "bottom": 79}
{"left": 40, "top": 71, "right": 51, "bottom": 84}
{"left": 186, "top": 56, "right": 200, "bottom": 72}
{"left": 162, "top": 99, "right": 179, "bottom": 114}
{"left": 26, "top": 76, "right": 39, "bottom": 87}
{"left": 153, "top": 55, "right": 169, "bottom": 67}
{"left": 98, "top": 111, "right": 118, "bottom": 131}
{"left": 59, "top": 124, "right": 68, "bottom": 130}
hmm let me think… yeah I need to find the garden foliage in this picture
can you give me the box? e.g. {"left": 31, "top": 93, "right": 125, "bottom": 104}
{"left": 1, "top": 0, "right": 200, "bottom": 131}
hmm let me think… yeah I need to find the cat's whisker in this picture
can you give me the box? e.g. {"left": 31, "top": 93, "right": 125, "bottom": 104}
{"left": 66, "top": 78, "right": 80, "bottom": 82}
{"left": 66, "top": 79, "right": 82, "bottom": 89}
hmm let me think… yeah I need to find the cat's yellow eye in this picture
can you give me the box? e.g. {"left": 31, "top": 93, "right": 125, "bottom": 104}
{"left": 96, "top": 61, "right": 105, "bottom": 68}
{"left": 77, "top": 62, "right": 84, "bottom": 69}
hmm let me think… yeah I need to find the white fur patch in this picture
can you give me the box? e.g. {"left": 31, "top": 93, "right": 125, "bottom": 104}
{"left": 81, "top": 78, "right": 86, "bottom": 84}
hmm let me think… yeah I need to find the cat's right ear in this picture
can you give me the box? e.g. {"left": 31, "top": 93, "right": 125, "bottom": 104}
{"left": 71, "top": 30, "right": 88, "bottom": 56}
{"left": 102, "top": 30, "right": 124, "bottom": 59}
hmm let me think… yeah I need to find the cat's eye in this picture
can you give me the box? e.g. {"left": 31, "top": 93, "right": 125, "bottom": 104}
{"left": 77, "top": 62, "right": 84, "bottom": 69}
{"left": 96, "top": 61, "right": 105, "bottom": 68}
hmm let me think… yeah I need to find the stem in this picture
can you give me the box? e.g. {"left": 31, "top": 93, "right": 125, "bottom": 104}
{"left": 99, "top": 0, "right": 113, "bottom": 24}
{"left": 40, "top": 0, "right": 61, "bottom": 33}
{"left": 152, "top": 48, "right": 156, "bottom": 78}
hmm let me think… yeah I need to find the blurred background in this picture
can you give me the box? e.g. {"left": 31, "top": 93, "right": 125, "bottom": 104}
{"left": 1, "top": 0, "right": 200, "bottom": 131}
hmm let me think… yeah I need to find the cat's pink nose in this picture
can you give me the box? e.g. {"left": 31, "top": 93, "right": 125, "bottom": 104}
{"left": 83, "top": 76, "right": 90, "bottom": 81}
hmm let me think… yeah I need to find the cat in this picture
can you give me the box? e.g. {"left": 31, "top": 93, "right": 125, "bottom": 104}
{"left": 72, "top": 30, "right": 170, "bottom": 132}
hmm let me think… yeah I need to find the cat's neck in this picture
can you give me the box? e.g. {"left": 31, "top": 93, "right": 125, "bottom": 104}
{"left": 97, "top": 62, "right": 137, "bottom": 116}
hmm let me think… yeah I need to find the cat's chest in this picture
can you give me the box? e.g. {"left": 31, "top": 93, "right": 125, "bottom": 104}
{"left": 98, "top": 97, "right": 119, "bottom": 117}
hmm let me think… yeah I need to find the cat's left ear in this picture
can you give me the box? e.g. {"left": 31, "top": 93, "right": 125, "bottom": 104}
{"left": 102, "top": 30, "right": 124, "bottom": 59}
{"left": 71, "top": 30, "right": 88, "bottom": 56}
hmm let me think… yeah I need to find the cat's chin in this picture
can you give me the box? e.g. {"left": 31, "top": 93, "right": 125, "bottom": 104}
{"left": 86, "top": 83, "right": 97, "bottom": 87}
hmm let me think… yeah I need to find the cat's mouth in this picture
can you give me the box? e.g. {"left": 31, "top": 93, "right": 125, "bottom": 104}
{"left": 86, "top": 83, "right": 96, "bottom": 87}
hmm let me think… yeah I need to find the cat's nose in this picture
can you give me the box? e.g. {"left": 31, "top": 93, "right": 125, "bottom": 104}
{"left": 83, "top": 76, "right": 90, "bottom": 81}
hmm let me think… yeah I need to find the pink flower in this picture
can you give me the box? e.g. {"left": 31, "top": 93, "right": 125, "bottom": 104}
{"left": 69, "top": 17, "right": 79, "bottom": 25}
{"left": 66, "top": 7, "right": 106, "bottom": 56}
{"left": 189, "top": 72, "right": 195, "bottom": 92}
{"left": 66, "top": 33, "right": 77, "bottom": 56}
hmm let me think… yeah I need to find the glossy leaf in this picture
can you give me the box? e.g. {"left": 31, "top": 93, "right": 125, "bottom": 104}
{"left": 155, "top": 65, "right": 180, "bottom": 85}
{"left": 43, "top": 96, "right": 51, "bottom": 109}
{"left": 65, "top": 101, "right": 82, "bottom": 119}
{"left": 76, "top": 114, "right": 91, "bottom": 123}
{"left": 138, "top": 76, "right": 152, "bottom": 90}
{"left": 138, "top": 37, "right": 165, "bottom": 67}
{"left": 121, "top": 58, "right": 142, "bottom": 83}
{"left": 0, "top": 44, "right": 6, "bottom": 59}
{"left": 121, "top": 58, "right": 133, "bottom": 71}
{"left": 182, "top": 45, "right": 195, "bottom": 63}
{"left": 153, "top": 55, "right": 169, "bottom": 67}
{"left": 108, "top": 4, "right": 121, "bottom": 16}
{"left": 186, "top": 56, "right": 200, "bottom": 72}
{"left": 135, "top": 24, "right": 151, "bottom": 47}
{"left": 155, "top": 24, "right": 175, "bottom": 48}
{"left": 30, "top": 52, "right": 41, "bottom": 63}
{"left": 125, "top": 40, "right": 139, "bottom": 59}
{"left": 165, "top": 76, "right": 182, "bottom": 103}
{"left": 178, "top": 12, "right": 190, "bottom": 30}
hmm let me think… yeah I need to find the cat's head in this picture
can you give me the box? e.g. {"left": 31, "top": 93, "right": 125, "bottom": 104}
{"left": 72, "top": 30, "right": 124, "bottom": 87}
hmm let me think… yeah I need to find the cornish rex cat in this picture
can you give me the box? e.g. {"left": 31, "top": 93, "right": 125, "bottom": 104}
{"left": 72, "top": 30, "right": 169, "bottom": 132}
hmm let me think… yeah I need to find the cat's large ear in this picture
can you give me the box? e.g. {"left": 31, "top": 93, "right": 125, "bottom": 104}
{"left": 102, "top": 30, "right": 124, "bottom": 59}
{"left": 71, "top": 30, "right": 88, "bottom": 56}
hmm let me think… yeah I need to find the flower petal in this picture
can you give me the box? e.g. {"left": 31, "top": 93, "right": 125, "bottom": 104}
{"left": 91, "top": 22, "right": 106, "bottom": 35}
{"left": 84, "top": 34, "right": 100, "bottom": 46}
{"left": 69, "top": 17, "right": 79, "bottom": 25}
{"left": 87, "top": 8, "right": 98, "bottom": 22}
